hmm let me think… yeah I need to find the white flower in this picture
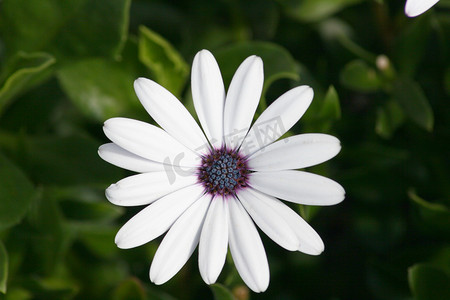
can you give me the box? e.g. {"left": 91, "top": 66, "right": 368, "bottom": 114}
{"left": 99, "top": 49, "right": 345, "bottom": 292}
{"left": 405, "top": 0, "right": 439, "bottom": 17}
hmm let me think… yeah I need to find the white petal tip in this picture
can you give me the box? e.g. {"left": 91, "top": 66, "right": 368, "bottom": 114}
{"left": 97, "top": 144, "right": 110, "bottom": 158}
{"left": 249, "top": 287, "right": 267, "bottom": 293}
{"left": 199, "top": 264, "right": 221, "bottom": 285}
{"left": 300, "top": 86, "right": 314, "bottom": 105}
{"left": 405, "top": 9, "right": 420, "bottom": 17}
{"left": 405, "top": 0, "right": 439, "bottom": 17}
{"left": 103, "top": 118, "right": 119, "bottom": 133}
{"left": 104, "top": 190, "right": 119, "bottom": 205}
{"left": 299, "top": 241, "right": 325, "bottom": 256}
{"left": 133, "top": 77, "right": 148, "bottom": 91}
{"left": 149, "top": 272, "right": 167, "bottom": 286}
{"left": 330, "top": 183, "right": 346, "bottom": 205}
{"left": 105, "top": 183, "right": 118, "bottom": 196}
{"left": 253, "top": 56, "right": 263, "bottom": 67}
{"left": 116, "top": 244, "right": 131, "bottom": 250}
{"left": 243, "top": 55, "right": 263, "bottom": 69}
{"left": 134, "top": 77, "right": 159, "bottom": 96}
{"left": 193, "top": 49, "right": 216, "bottom": 65}
{"left": 305, "top": 246, "right": 325, "bottom": 256}
{"left": 250, "top": 278, "right": 270, "bottom": 293}
{"left": 337, "top": 190, "right": 346, "bottom": 204}
{"left": 330, "top": 196, "right": 345, "bottom": 206}
{"left": 202, "top": 276, "right": 217, "bottom": 285}
{"left": 114, "top": 234, "right": 136, "bottom": 250}
{"left": 294, "top": 85, "right": 314, "bottom": 106}
{"left": 405, "top": 10, "right": 414, "bottom": 17}
{"left": 152, "top": 280, "right": 165, "bottom": 286}
{"left": 114, "top": 229, "right": 127, "bottom": 248}
{"left": 114, "top": 238, "right": 126, "bottom": 249}
{"left": 256, "top": 286, "right": 269, "bottom": 293}
{"left": 134, "top": 77, "right": 147, "bottom": 85}
{"left": 199, "top": 266, "right": 220, "bottom": 285}
{"left": 197, "top": 49, "right": 213, "bottom": 57}
{"left": 245, "top": 277, "right": 270, "bottom": 293}
{"left": 103, "top": 117, "right": 120, "bottom": 125}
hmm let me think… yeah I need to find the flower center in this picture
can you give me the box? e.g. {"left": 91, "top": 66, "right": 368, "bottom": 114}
{"left": 198, "top": 148, "right": 249, "bottom": 196}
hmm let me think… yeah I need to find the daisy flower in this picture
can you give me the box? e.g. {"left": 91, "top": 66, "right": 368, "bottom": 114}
{"left": 405, "top": 0, "right": 439, "bottom": 17}
{"left": 99, "top": 49, "right": 345, "bottom": 292}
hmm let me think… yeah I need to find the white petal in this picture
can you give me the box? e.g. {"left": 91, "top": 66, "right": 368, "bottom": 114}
{"left": 150, "top": 193, "right": 212, "bottom": 285}
{"left": 223, "top": 56, "right": 263, "bottom": 150}
{"left": 103, "top": 117, "right": 200, "bottom": 167}
{"left": 228, "top": 197, "right": 269, "bottom": 293}
{"left": 248, "top": 134, "right": 341, "bottom": 171}
{"left": 249, "top": 170, "right": 345, "bottom": 206}
{"left": 405, "top": 0, "right": 439, "bottom": 17}
{"left": 106, "top": 171, "right": 198, "bottom": 206}
{"left": 238, "top": 188, "right": 324, "bottom": 255}
{"left": 239, "top": 86, "right": 313, "bottom": 156}
{"left": 237, "top": 188, "right": 299, "bottom": 251}
{"left": 98, "top": 143, "right": 166, "bottom": 173}
{"left": 198, "top": 196, "right": 229, "bottom": 284}
{"left": 114, "top": 184, "right": 204, "bottom": 249}
{"left": 192, "top": 50, "right": 225, "bottom": 147}
{"left": 134, "top": 78, "right": 209, "bottom": 152}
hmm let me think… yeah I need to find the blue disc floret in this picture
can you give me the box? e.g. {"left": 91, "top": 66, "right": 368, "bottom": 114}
{"left": 198, "top": 147, "right": 249, "bottom": 196}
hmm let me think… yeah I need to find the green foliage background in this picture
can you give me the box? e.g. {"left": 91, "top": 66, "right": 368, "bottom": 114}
{"left": 0, "top": 0, "right": 449, "bottom": 299}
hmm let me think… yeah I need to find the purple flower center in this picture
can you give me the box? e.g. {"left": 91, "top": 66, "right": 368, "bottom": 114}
{"left": 198, "top": 148, "right": 249, "bottom": 196}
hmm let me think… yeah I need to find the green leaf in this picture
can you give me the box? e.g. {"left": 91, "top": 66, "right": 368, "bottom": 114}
{"left": 408, "top": 190, "right": 450, "bottom": 233}
{"left": 26, "top": 189, "right": 79, "bottom": 274}
{"left": 69, "top": 259, "right": 127, "bottom": 298}
{"left": 210, "top": 284, "right": 237, "bottom": 300}
{"left": 408, "top": 264, "right": 450, "bottom": 300}
{"left": 60, "top": 199, "right": 123, "bottom": 223}
{"left": 393, "top": 78, "right": 434, "bottom": 131}
{"left": 367, "top": 258, "right": 413, "bottom": 300}
{"left": 282, "top": 0, "right": 364, "bottom": 22}
{"left": 393, "top": 15, "right": 432, "bottom": 77}
{"left": 445, "top": 67, "right": 450, "bottom": 95}
{"left": 112, "top": 278, "right": 146, "bottom": 300}
{"left": 57, "top": 58, "right": 142, "bottom": 121}
{"left": 0, "top": 0, "right": 130, "bottom": 60}
{"left": 375, "top": 100, "right": 405, "bottom": 139}
{"left": 340, "top": 59, "right": 381, "bottom": 92}
{"left": 215, "top": 41, "right": 299, "bottom": 101}
{"left": 0, "top": 152, "right": 35, "bottom": 230}
{"left": 429, "top": 247, "right": 450, "bottom": 275}
{"left": 25, "top": 135, "right": 123, "bottom": 185}
{"left": 298, "top": 205, "right": 321, "bottom": 222}
{"left": 20, "top": 277, "right": 79, "bottom": 299}
{"left": 303, "top": 85, "right": 341, "bottom": 133}
{"left": 1, "top": 287, "right": 31, "bottom": 299}
{"left": 0, "top": 52, "right": 55, "bottom": 115}
{"left": 138, "top": 26, "right": 189, "bottom": 97}
{"left": 145, "top": 287, "right": 178, "bottom": 300}
{"left": 0, "top": 240, "right": 8, "bottom": 294}
{"left": 2, "top": 133, "right": 123, "bottom": 185}
{"left": 320, "top": 86, "right": 341, "bottom": 120}
{"left": 78, "top": 226, "right": 119, "bottom": 258}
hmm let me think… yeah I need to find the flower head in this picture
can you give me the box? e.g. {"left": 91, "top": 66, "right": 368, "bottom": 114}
{"left": 99, "top": 49, "right": 345, "bottom": 292}
{"left": 405, "top": 0, "right": 439, "bottom": 17}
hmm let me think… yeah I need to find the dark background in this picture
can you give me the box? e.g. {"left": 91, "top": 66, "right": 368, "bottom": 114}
{"left": 0, "top": 0, "right": 449, "bottom": 299}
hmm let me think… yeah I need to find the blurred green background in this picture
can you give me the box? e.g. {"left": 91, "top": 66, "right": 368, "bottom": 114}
{"left": 0, "top": 0, "right": 449, "bottom": 299}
